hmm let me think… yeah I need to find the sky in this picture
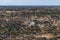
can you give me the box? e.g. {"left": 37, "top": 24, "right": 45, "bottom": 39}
{"left": 0, "top": 0, "right": 60, "bottom": 6}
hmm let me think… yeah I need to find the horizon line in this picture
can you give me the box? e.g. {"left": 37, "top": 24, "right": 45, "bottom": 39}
{"left": 0, "top": 6, "right": 60, "bottom": 8}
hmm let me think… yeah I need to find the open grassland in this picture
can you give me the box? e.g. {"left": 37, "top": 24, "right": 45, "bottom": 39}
{"left": 0, "top": 8, "right": 60, "bottom": 40}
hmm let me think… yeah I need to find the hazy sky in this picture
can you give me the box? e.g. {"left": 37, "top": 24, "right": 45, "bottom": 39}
{"left": 0, "top": 0, "right": 60, "bottom": 6}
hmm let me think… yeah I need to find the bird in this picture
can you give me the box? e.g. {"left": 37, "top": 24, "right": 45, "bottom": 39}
{"left": 28, "top": 20, "right": 35, "bottom": 27}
